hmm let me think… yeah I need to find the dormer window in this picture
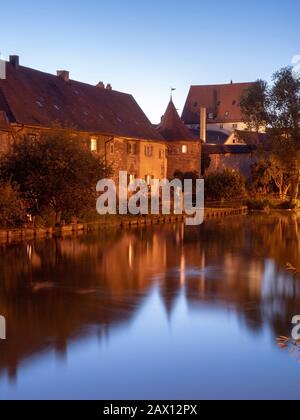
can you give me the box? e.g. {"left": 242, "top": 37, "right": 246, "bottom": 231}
{"left": 225, "top": 111, "right": 230, "bottom": 118}
{"left": 208, "top": 113, "right": 214, "bottom": 120}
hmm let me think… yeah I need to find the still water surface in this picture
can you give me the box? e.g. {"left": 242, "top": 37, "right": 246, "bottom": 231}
{"left": 1, "top": 214, "right": 300, "bottom": 400}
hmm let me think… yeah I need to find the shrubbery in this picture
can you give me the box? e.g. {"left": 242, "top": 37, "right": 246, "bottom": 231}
{"left": 205, "top": 170, "right": 246, "bottom": 201}
{"left": 0, "top": 182, "right": 27, "bottom": 227}
{"left": 246, "top": 199, "right": 271, "bottom": 211}
{"left": 0, "top": 128, "right": 110, "bottom": 226}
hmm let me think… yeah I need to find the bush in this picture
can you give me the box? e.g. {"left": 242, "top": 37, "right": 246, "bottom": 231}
{"left": 246, "top": 199, "right": 271, "bottom": 211}
{"left": 0, "top": 182, "right": 27, "bottom": 227}
{"left": 205, "top": 170, "right": 246, "bottom": 201}
{"left": 278, "top": 200, "right": 298, "bottom": 210}
{"left": 0, "top": 128, "right": 111, "bottom": 224}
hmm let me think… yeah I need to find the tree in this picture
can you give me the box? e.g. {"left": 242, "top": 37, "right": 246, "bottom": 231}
{"left": 240, "top": 67, "right": 300, "bottom": 202}
{"left": 251, "top": 156, "right": 291, "bottom": 199}
{"left": 0, "top": 182, "right": 27, "bottom": 227}
{"left": 0, "top": 128, "right": 110, "bottom": 224}
{"left": 205, "top": 170, "right": 246, "bottom": 201}
{"left": 240, "top": 79, "right": 270, "bottom": 132}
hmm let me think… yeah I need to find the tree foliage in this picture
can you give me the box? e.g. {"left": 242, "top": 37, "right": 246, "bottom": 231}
{"left": 205, "top": 170, "right": 246, "bottom": 201}
{"left": 0, "top": 182, "right": 27, "bottom": 227}
{"left": 0, "top": 128, "right": 110, "bottom": 223}
{"left": 240, "top": 67, "right": 300, "bottom": 201}
{"left": 251, "top": 156, "right": 291, "bottom": 199}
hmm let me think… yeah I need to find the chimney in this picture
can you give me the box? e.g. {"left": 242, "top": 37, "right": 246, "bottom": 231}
{"left": 200, "top": 107, "right": 207, "bottom": 143}
{"left": 9, "top": 55, "right": 19, "bottom": 69}
{"left": 106, "top": 83, "right": 112, "bottom": 90}
{"left": 57, "top": 70, "right": 70, "bottom": 82}
{"left": 96, "top": 81, "right": 105, "bottom": 89}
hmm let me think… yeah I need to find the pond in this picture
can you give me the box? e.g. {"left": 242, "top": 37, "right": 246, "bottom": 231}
{"left": 0, "top": 213, "right": 300, "bottom": 400}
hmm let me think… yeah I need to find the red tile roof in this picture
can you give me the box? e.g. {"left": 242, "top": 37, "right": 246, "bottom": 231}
{"left": 0, "top": 61, "right": 163, "bottom": 141}
{"left": 157, "top": 100, "right": 199, "bottom": 142}
{"left": 182, "top": 82, "right": 255, "bottom": 125}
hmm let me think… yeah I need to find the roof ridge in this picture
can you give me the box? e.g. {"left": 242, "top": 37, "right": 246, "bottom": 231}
{"left": 190, "top": 82, "right": 254, "bottom": 88}
{"left": 5, "top": 62, "right": 130, "bottom": 96}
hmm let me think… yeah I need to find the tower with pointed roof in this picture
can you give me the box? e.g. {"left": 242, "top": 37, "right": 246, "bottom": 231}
{"left": 157, "top": 99, "right": 201, "bottom": 179}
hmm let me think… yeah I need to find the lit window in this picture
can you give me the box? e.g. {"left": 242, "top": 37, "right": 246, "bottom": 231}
{"left": 225, "top": 111, "right": 229, "bottom": 118}
{"left": 91, "top": 138, "right": 97, "bottom": 152}
{"left": 208, "top": 113, "right": 214, "bottom": 120}
{"left": 129, "top": 174, "right": 135, "bottom": 185}
{"left": 146, "top": 174, "right": 152, "bottom": 185}
{"left": 182, "top": 145, "right": 188, "bottom": 154}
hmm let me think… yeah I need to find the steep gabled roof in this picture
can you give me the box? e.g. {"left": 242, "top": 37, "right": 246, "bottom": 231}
{"left": 0, "top": 61, "right": 163, "bottom": 141}
{"left": 182, "top": 82, "right": 255, "bottom": 125}
{"left": 157, "top": 100, "right": 198, "bottom": 142}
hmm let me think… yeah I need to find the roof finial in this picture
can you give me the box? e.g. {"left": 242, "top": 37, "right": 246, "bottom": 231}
{"left": 170, "top": 87, "right": 176, "bottom": 101}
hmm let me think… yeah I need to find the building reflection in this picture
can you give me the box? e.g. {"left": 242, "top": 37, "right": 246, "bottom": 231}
{"left": 1, "top": 213, "right": 300, "bottom": 381}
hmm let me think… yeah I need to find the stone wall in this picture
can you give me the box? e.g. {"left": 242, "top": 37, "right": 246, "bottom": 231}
{"left": 206, "top": 152, "right": 257, "bottom": 178}
{"left": 167, "top": 141, "right": 201, "bottom": 178}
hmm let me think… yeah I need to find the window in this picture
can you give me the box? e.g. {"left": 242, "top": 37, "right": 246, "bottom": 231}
{"left": 127, "top": 142, "right": 136, "bottom": 155}
{"left": 145, "top": 174, "right": 153, "bottom": 185}
{"left": 159, "top": 150, "right": 164, "bottom": 159}
{"left": 129, "top": 174, "right": 135, "bottom": 185}
{"left": 144, "top": 145, "right": 153, "bottom": 157}
{"left": 91, "top": 137, "right": 97, "bottom": 152}
{"left": 220, "top": 124, "right": 224, "bottom": 129}
{"left": 232, "top": 124, "right": 238, "bottom": 129}
{"left": 182, "top": 145, "right": 188, "bottom": 154}
{"left": 225, "top": 111, "right": 230, "bottom": 118}
{"left": 110, "top": 143, "right": 114, "bottom": 154}
{"left": 208, "top": 113, "right": 214, "bottom": 120}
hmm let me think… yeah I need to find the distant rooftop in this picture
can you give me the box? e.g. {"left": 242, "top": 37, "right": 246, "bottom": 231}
{"left": 182, "top": 82, "right": 255, "bottom": 125}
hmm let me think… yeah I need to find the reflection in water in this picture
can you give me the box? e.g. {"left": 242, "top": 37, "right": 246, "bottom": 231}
{"left": 1, "top": 213, "right": 300, "bottom": 399}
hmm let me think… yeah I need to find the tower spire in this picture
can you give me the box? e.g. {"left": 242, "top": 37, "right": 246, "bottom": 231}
{"left": 170, "top": 87, "right": 176, "bottom": 101}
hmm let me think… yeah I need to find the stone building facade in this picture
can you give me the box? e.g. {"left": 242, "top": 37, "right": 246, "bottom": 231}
{"left": 0, "top": 56, "right": 167, "bottom": 185}
{"left": 203, "top": 145, "right": 257, "bottom": 178}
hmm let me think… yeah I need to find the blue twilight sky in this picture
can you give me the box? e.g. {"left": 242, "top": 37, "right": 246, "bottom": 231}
{"left": 0, "top": 0, "right": 299, "bottom": 123}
